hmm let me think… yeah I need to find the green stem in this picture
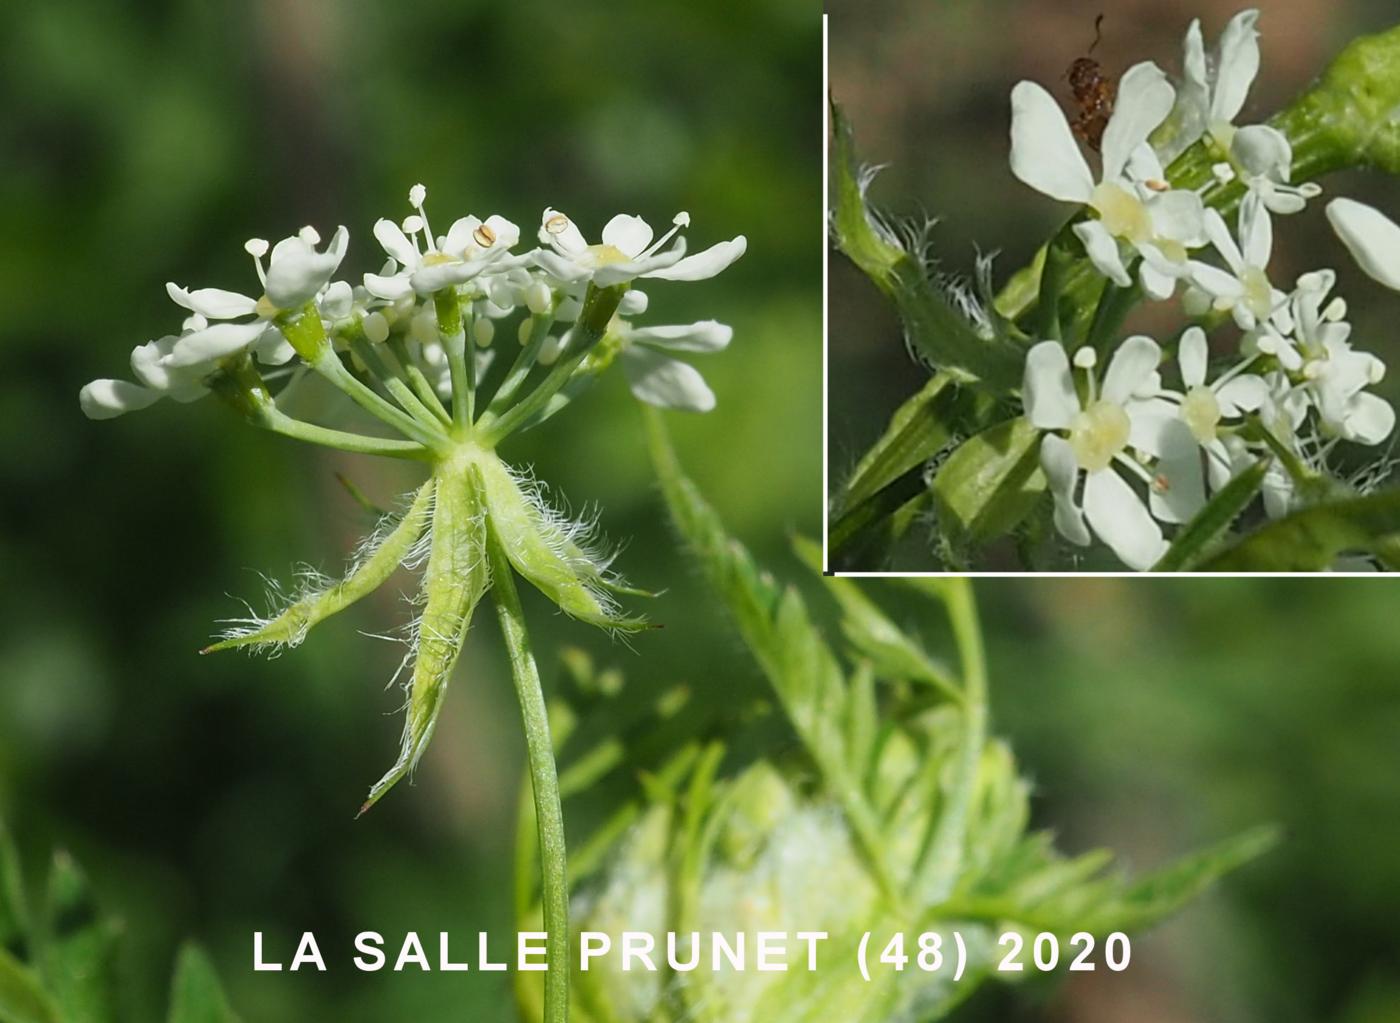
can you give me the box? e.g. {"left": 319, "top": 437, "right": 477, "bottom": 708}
{"left": 483, "top": 311, "right": 555, "bottom": 419}
{"left": 387, "top": 335, "right": 452, "bottom": 424}
{"left": 913, "top": 579, "right": 987, "bottom": 906}
{"left": 435, "top": 292, "right": 473, "bottom": 430}
{"left": 348, "top": 334, "right": 447, "bottom": 431}
{"left": 481, "top": 284, "right": 624, "bottom": 445}
{"left": 311, "top": 350, "right": 452, "bottom": 453}
{"left": 489, "top": 539, "right": 569, "bottom": 1023}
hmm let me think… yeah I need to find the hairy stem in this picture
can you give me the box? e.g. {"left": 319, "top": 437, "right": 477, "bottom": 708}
{"left": 489, "top": 539, "right": 570, "bottom": 1023}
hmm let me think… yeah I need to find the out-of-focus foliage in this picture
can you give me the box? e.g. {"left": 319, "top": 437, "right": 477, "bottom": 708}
{"left": 0, "top": 822, "right": 239, "bottom": 1023}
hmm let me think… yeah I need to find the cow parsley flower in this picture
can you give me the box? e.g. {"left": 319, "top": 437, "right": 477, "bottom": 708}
{"left": 618, "top": 320, "right": 734, "bottom": 413}
{"left": 533, "top": 210, "right": 746, "bottom": 289}
{"left": 1010, "top": 62, "right": 1205, "bottom": 298}
{"left": 1187, "top": 197, "right": 1286, "bottom": 329}
{"left": 1023, "top": 338, "right": 1201, "bottom": 569}
{"left": 363, "top": 184, "right": 521, "bottom": 300}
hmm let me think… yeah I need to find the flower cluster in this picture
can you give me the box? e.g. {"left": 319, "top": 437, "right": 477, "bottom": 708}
{"left": 80, "top": 186, "right": 746, "bottom": 423}
{"left": 78, "top": 187, "right": 745, "bottom": 809}
{"left": 1010, "top": 9, "right": 1396, "bottom": 569}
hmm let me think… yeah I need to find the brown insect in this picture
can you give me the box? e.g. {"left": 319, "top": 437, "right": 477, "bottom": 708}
{"left": 1067, "top": 14, "right": 1116, "bottom": 152}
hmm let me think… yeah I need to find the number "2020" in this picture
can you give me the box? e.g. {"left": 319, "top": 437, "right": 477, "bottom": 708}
{"left": 996, "top": 931, "right": 1130, "bottom": 973}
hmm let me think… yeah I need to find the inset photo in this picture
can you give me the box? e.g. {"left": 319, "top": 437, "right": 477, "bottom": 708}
{"left": 827, "top": 0, "right": 1400, "bottom": 572}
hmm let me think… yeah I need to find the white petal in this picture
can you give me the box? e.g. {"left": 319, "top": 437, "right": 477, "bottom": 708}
{"left": 1040, "top": 434, "right": 1091, "bottom": 546}
{"left": 1214, "top": 373, "right": 1268, "bottom": 415}
{"left": 162, "top": 321, "right": 266, "bottom": 368}
{"left": 1102, "top": 62, "right": 1175, "bottom": 182}
{"left": 1127, "top": 400, "right": 1196, "bottom": 458}
{"left": 1082, "top": 467, "right": 1167, "bottom": 570}
{"left": 130, "top": 336, "right": 207, "bottom": 400}
{"left": 1188, "top": 261, "right": 1244, "bottom": 300}
{"left": 1326, "top": 198, "right": 1400, "bottom": 291}
{"left": 540, "top": 208, "right": 589, "bottom": 253}
{"left": 1211, "top": 9, "right": 1261, "bottom": 123}
{"left": 442, "top": 216, "right": 479, "bottom": 254}
{"left": 1138, "top": 256, "right": 1178, "bottom": 301}
{"left": 1232, "top": 124, "right": 1291, "bottom": 181}
{"left": 1236, "top": 195, "right": 1271, "bottom": 271}
{"left": 1022, "top": 341, "right": 1079, "bottom": 430}
{"left": 265, "top": 225, "right": 348, "bottom": 309}
{"left": 622, "top": 348, "right": 716, "bottom": 412}
{"left": 373, "top": 218, "right": 418, "bottom": 266}
{"left": 1202, "top": 207, "right": 1245, "bottom": 273}
{"left": 642, "top": 236, "right": 745, "bottom": 282}
{"left": 1102, "top": 335, "right": 1162, "bottom": 405}
{"left": 1146, "top": 189, "right": 1205, "bottom": 246}
{"left": 1008, "top": 81, "right": 1094, "bottom": 204}
{"left": 179, "top": 287, "right": 257, "bottom": 320}
{"left": 1343, "top": 391, "right": 1396, "bottom": 444}
{"left": 1073, "top": 220, "right": 1131, "bottom": 287}
{"left": 1179, "top": 326, "right": 1208, "bottom": 387}
{"left": 1179, "top": 19, "right": 1210, "bottom": 127}
{"left": 530, "top": 249, "right": 594, "bottom": 284}
{"left": 253, "top": 326, "right": 296, "bottom": 366}
{"left": 1149, "top": 452, "right": 1207, "bottom": 524}
{"left": 629, "top": 321, "right": 733, "bottom": 352}
{"left": 362, "top": 272, "right": 414, "bottom": 301}
{"left": 78, "top": 379, "right": 161, "bottom": 419}
{"left": 601, "top": 214, "right": 655, "bottom": 258}
{"left": 410, "top": 252, "right": 501, "bottom": 295}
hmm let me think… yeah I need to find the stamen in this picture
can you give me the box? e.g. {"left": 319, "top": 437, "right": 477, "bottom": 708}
{"left": 245, "top": 238, "right": 270, "bottom": 286}
{"left": 409, "top": 184, "right": 435, "bottom": 251}
{"left": 298, "top": 225, "right": 321, "bottom": 246}
{"left": 1144, "top": 178, "right": 1169, "bottom": 192}
{"left": 640, "top": 212, "right": 689, "bottom": 259}
{"left": 473, "top": 223, "right": 497, "bottom": 248}
{"left": 545, "top": 213, "right": 571, "bottom": 236}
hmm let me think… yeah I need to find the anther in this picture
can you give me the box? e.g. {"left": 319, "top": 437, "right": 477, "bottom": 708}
{"left": 545, "top": 214, "right": 570, "bottom": 236}
{"left": 473, "top": 223, "right": 497, "bottom": 247}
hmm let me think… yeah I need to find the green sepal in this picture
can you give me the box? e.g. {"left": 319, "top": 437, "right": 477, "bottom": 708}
{"left": 361, "top": 473, "right": 490, "bottom": 812}
{"left": 204, "top": 481, "right": 435, "bottom": 654}
{"left": 475, "top": 453, "right": 646, "bottom": 632}
{"left": 930, "top": 418, "right": 1045, "bottom": 543}
{"left": 830, "top": 99, "right": 1023, "bottom": 389}
{"left": 0, "top": 947, "right": 58, "bottom": 1023}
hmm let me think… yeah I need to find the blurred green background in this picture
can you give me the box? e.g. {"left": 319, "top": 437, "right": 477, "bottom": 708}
{"left": 829, "top": 0, "right": 1400, "bottom": 569}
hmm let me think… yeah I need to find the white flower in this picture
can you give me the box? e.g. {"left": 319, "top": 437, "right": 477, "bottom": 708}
{"left": 1261, "top": 271, "right": 1393, "bottom": 444}
{"left": 1023, "top": 337, "right": 1200, "bottom": 569}
{"left": 1326, "top": 197, "right": 1400, "bottom": 291}
{"left": 1170, "top": 10, "right": 1318, "bottom": 214}
{"left": 1148, "top": 326, "right": 1269, "bottom": 489}
{"left": 79, "top": 327, "right": 217, "bottom": 419}
{"left": 1009, "top": 63, "right": 1205, "bottom": 298}
{"left": 363, "top": 184, "right": 520, "bottom": 300}
{"left": 163, "top": 226, "right": 350, "bottom": 370}
{"left": 619, "top": 320, "right": 733, "bottom": 412}
{"left": 1175, "top": 10, "right": 1261, "bottom": 152}
{"left": 1187, "top": 196, "right": 1285, "bottom": 329}
{"left": 533, "top": 210, "right": 746, "bottom": 289}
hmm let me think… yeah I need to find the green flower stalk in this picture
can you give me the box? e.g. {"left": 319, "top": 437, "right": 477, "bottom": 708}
{"left": 80, "top": 188, "right": 746, "bottom": 1023}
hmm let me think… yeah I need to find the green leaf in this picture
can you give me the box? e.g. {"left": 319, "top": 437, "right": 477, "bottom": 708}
{"left": 1091, "top": 825, "right": 1280, "bottom": 932}
{"left": 1198, "top": 489, "right": 1400, "bottom": 571}
{"left": 931, "top": 418, "right": 1044, "bottom": 543}
{"left": 1153, "top": 460, "right": 1269, "bottom": 572}
{"left": 830, "top": 100, "right": 1023, "bottom": 389}
{"left": 646, "top": 408, "right": 898, "bottom": 899}
{"left": 167, "top": 945, "right": 241, "bottom": 1023}
{"left": 838, "top": 374, "right": 959, "bottom": 512}
{"left": 793, "top": 536, "right": 961, "bottom": 701}
{"left": 203, "top": 480, "right": 434, "bottom": 654}
{"left": 40, "top": 854, "right": 119, "bottom": 1023}
{"left": 0, "top": 949, "right": 58, "bottom": 1023}
{"left": 0, "top": 824, "right": 28, "bottom": 960}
